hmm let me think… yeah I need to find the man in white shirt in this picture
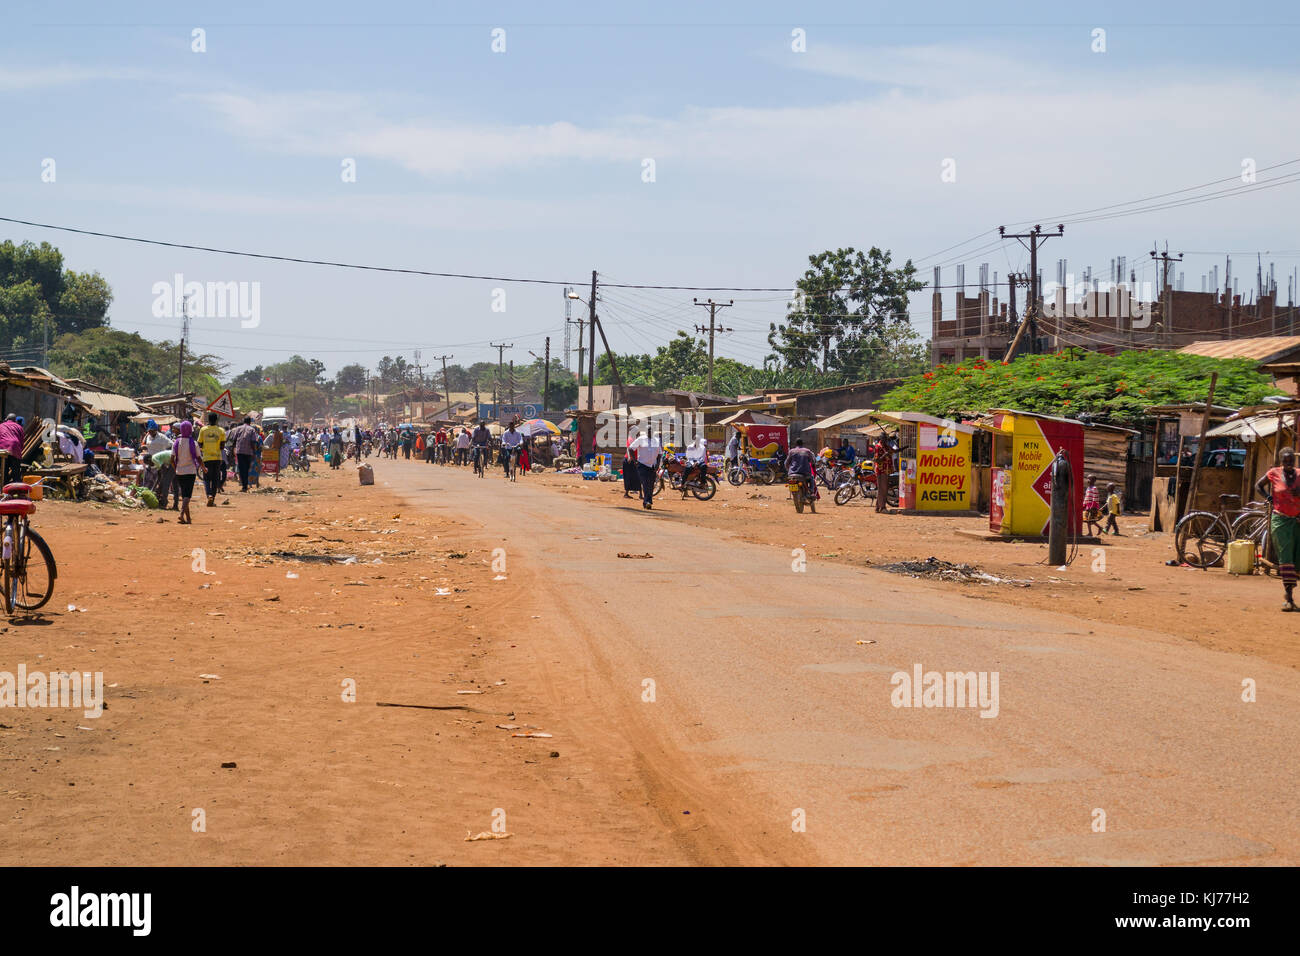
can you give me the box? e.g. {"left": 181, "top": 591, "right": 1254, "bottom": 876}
{"left": 500, "top": 423, "right": 523, "bottom": 476}
{"left": 683, "top": 434, "right": 709, "bottom": 493}
{"left": 628, "top": 428, "right": 662, "bottom": 510}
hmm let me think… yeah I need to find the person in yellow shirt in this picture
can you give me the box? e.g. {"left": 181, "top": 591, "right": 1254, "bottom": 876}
{"left": 197, "top": 412, "right": 227, "bottom": 506}
{"left": 1104, "top": 482, "right": 1122, "bottom": 536}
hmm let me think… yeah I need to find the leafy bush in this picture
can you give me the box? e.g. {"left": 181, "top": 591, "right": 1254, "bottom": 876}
{"left": 878, "top": 351, "right": 1281, "bottom": 423}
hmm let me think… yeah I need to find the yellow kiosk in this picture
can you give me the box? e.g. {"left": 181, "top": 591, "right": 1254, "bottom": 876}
{"left": 872, "top": 411, "right": 978, "bottom": 513}
{"left": 986, "top": 409, "right": 1084, "bottom": 536}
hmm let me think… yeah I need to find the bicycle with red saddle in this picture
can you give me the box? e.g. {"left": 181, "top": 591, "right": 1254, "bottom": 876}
{"left": 0, "top": 481, "right": 57, "bottom": 615}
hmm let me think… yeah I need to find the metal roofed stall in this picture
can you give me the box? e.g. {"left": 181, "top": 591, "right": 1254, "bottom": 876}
{"left": 872, "top": 411, "right": 979, "bottom": 514}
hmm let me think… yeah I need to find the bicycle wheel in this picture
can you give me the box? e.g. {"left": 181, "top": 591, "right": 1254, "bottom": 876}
{"left": 0, "top": 518, "right": 13, "bottom": 616}
{"left": 1174, "top": 511, "right": 1229, "bottom": 568}
{"left": 1231, "top": 510, "right": 1276, "bottom": 566}
{"left": 13, "top": 526, "right": 55, "bottom": 611}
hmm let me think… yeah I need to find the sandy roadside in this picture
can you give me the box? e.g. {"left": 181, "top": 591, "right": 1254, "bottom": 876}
{"left": 0, "top": 463, "right": 694, "bottom": 865}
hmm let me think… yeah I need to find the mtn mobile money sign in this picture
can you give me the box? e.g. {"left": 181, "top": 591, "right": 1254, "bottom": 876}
{"left": 915, "top": 425, "right": 973, "bottom": 510}
{"left": 990, "top": 411, "right": 1084, "bottom": 536}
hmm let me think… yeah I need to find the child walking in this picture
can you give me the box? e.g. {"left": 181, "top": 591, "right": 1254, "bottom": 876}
{"left": 1082, "top": 474, "right": 1102, "bottom": 536}
{"left": 1104, "top": 482, "right": 1122, "bottom": 535}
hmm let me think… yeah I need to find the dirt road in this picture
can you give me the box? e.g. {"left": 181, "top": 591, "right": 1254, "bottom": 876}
{"left": 3, "top": 458, "right": 1296, "bottom": 865}
{"left": 395, "top": 460, "right": 1298, "bottom": 865}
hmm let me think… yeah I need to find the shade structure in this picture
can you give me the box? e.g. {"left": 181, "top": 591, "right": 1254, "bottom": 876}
{"left": 520, "top": 418, "right": 561, "bottom": 436}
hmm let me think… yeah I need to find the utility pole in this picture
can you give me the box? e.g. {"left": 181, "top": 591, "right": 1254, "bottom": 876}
{"left": 692, "top": 298, "right": 734, "bottom": 394}
{"left": 177, "top": 292, "right": 193, "bottom": 392}
{"left": 563, "top": 287, "right": 573, "bottom": 373}
{"left": 570, "top": 316, "right": 586, "bottom": 389}
{"left": 1151, "top": 244, "right": 1183, "bottom": 347}
{"left": 1001, "top": 272, "right": 1030, "bottom": 361}
{"left": 490, "top": 342, "right": 511, "bottom": 414}
{"left": 543, "top": 337, "right": 550, "bottom": 411}
{"left": 509, "top": 359, "right": 515, "bottom": 404}
{"left": 999, "top": 224, "right": 1063, "bottom": 354}
{"left": 587, "top": 270, "right": 597, "bottom": 412}
{"left": 411, "top": 350, "right": 427, "bottom": 421}
{"left": 593, "top": 316, "right": 633, "bottom": 418}
{"left": 434, "top": 354, "right": 454, "bottom": 419}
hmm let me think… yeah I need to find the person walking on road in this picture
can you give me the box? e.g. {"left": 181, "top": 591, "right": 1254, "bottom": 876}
{"left": 1258, "top": 447, "right": 1300, "bottom": 612}
{"left": 628, "top": 427, "right": 662, "bottom": 511}
{"left": 623, "top": 429, "right": 642, "bottom": 499}
{"left": 197, "top": 412, "right": 227, "bottom": 506}
{"left": 226, "top": 416, "right": 258, "bottom": 492}
{"left": 171, "top": 420, "right": 203, "bottom": 524}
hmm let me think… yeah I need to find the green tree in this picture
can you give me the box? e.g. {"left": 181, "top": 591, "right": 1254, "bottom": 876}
{"left": 0, "top": 240, "right": 111, "bottom": 352}
{"left": 768, "top": 247, "right": 924, "bottom": 376}
{"left": 334, "top": 363, "right": 368, "bottom": 394}
{"left": 47, "top": 327, "right": 225, "bottom": 396}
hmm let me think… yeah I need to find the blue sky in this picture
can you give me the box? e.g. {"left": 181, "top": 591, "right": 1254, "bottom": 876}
{"left": 3, "top": 0, "right": 1300, "bottom": 378}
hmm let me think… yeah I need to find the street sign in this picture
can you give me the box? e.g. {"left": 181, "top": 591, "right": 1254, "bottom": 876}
{"left": 206, "top": 389, "right": 237, "bottom": 419}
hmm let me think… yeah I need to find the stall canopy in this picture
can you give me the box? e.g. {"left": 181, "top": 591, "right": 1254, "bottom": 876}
{"left": 801, "top": 408, "right": 875, "bottom": 433}
{"left": 64, "top": 378, "right": 142, "bottom": 417}
{"left": 717, "top": 409, "right": 786, "bottom": 427}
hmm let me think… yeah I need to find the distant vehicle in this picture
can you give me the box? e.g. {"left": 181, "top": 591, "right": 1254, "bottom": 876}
{"left": 262, "top": 406, "right": 290, "bottom": 429}
{"left": 1201, "top": 447, "right": 1246, "bottom": 468}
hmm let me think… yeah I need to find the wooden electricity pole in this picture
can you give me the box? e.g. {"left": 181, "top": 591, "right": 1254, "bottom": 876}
{"left": 435, "top": 354, "right": 454, "bottom": 419}
{"left": 693, "top": 298, "right": 734, "bottom": 394}
{"left": 999, "top": 225, "right": 1063, "bottom": 354}
{"left": 587, "top": 270, "right": 597, "bottom": 411}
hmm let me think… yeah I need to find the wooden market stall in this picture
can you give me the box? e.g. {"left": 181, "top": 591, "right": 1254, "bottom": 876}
{"left": 872, "top": 411, "right": 978, "bottom": 514}
{"left": 1145, "top": 401, "right": 1241, "bottom": 530}
{"left": 1204, "top": 402, "right": 1300, "bottom": 508}
{"left": 801, "top": 408, "right": 874, "bottom": 456}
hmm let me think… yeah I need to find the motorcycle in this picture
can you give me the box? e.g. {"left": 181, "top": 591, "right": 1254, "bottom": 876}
{"left": 787, "top": 472, "right": 817, "bottom": 514}
{"left": 747, "top": 451, "right": 787, "bottom": 485}
{"left": 655, "top": 456, "right": 718, "bottom": 500}
{"left": 834, "top": 460, "right": 899, "bottom": 507}
{"left": 290, "top": 447, "right": 311, "bottom": 472}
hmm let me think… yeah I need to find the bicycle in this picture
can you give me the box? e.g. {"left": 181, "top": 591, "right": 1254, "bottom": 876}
{"left": 1173, "top": 493, "right": 1270, "bottom": 569}
{"left": 1222, "top": 498, "right": 1277, "bottom": 573}
{"left": 502, "top": 445, "right": 520, "bottom": 481}
{"left": 472, "top": 445, "right": 488, "bottom": 477}
{"left": 0, "top": 481, "right": 57, "bottom": 615}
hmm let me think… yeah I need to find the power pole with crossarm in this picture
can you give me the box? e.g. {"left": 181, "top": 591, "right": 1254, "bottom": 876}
{"left": 692, "top": 298, "right": 734, "bottom": 394}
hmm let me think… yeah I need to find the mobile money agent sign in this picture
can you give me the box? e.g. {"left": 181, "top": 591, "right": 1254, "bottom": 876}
{"left": 986, "top": 409, "right": 1084, "bottom": 536}
{"left": 874, "top": 411, "right": 977, "bottom": 512}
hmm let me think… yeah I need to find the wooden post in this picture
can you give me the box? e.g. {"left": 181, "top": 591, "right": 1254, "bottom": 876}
{"left": 1184, "top": 372, "right": 1219, "bottom": 514}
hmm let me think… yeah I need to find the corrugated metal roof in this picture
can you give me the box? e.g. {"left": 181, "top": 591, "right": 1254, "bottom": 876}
{"left": 1207, "top": 414, "right": 1284, "bottom": 440}
{"left": 1178, "top": 336, "right": 1300, "bottom": 362}
{"left": 802, "top": 408, "right": 876, "bottom": 432}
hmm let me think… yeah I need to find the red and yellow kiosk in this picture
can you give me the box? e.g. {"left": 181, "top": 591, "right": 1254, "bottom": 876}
{"left": 986, "top": 409, "right": 1084, "bottom": 536}
{"left": 872, "top": 411, "right": 977, "bottom": 513}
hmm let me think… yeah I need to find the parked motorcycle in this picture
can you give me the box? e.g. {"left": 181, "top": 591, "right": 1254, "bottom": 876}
{"left": 834, "top": 461, "right": 899, "bottom": 507}
{"left": 290, "top": 448, "right": 311, "bottom": 472}
{"left": 655, "top": 456, "right": 718, "bottom": 500}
